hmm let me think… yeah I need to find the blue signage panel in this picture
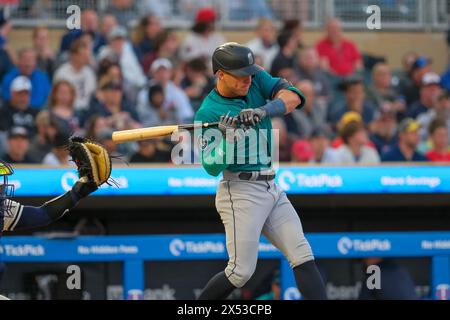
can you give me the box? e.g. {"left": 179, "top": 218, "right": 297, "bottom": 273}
{"left": 9, "top": 165, "right": 450, "bottom": 196}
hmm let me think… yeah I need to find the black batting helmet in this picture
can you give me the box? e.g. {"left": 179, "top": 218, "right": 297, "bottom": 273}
{"left": 212, "top": 42, "right": 261, "bottom": 77}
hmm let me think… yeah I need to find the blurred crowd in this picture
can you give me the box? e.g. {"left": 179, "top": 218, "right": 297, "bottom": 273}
{"left": 0, "top": 4, "right": 449, "bottom": 165}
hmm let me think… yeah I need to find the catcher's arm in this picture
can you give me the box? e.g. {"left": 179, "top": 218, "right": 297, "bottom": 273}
{"left": 3, "top": 137, "right": 112, "bottom": 232}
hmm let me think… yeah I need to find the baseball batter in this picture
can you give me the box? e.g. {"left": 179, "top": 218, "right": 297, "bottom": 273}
{"left": 195, "top": 43, "right": 327, "bottom": 300}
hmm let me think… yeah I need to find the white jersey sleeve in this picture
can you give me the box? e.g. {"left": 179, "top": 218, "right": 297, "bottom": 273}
{"left": 2, "top": 199, "right": 24, "bottom": 232}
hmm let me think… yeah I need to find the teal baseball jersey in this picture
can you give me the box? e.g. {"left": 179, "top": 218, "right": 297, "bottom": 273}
{"left": 195, "top": 69, "right": 305, "bottom": 176}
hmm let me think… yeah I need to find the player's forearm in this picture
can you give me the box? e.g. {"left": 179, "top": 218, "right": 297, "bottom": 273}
{"left": 14, "top": 190, "right": 81, "bottom": 231}
{"left": 275, "top": 89, "right": 302, "bottom": 114}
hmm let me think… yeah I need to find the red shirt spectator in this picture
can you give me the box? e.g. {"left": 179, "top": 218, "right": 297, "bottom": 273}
{"left": 426, "top": 150, "right": 450, "bottom": 162}
{"left": 426, "top": 119, "right": 450, "bottom": 162}
{"left": 316, "top": 18, "right": 362, "bottom": 77}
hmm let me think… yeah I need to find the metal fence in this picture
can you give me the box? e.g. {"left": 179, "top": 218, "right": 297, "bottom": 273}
{"left": 1, "top": 0, "right": 448, "bottom": 30}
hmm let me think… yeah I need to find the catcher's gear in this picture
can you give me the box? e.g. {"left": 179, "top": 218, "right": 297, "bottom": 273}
{"left": 0, "top": 159, "right": 15, "bottom": 227}
{"left": 68, "top": 137, "right": 112, "bottom": 198}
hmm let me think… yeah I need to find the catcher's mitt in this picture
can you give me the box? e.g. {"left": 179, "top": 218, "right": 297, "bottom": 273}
{"left": 68, "top": 136, "right": 112, "bottom": 196}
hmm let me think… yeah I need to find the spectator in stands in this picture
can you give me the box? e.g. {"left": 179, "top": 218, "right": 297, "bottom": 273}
{"left": 1, "top": 48, "right": 51, "bottom": 109}
{"left": 328, "top": 77, "right": 376, "bottom": 126}
{"left": 426, "top": 119, "right": 450, "bottom": 162}
{"left": 28, "top": 110, "right": 58, "bottom": 163}
{"left": 98, "top": 26, "right": 147, "bottom": 99}
{"left": 406, "top": 72, "right": 442, "bottom": 119}
{"left": 99, "top": 14, "right": 118, "bottom": 49}
{"left": 132, "top": 15, "right": 162, "bottom": 65}
{"left": 0, "top": 76, "right": 38, "bottom": 135}
{"left": 47, "top": 80, "right": 81, "bottom": 136}
{"left": 130, "top": 139, "right": 172, "bottom": 163}
{"left": 308, "top": 128, "right": 339, "bottom": 164}
{"left": 42, "top": 131, "right": 71, "bottom": 166}
{"left": 179, "top": 7, "right": 226, "bottom": 63}
{"left": 417, "top": 90, "right": 450, "bottom": 142}
{"left": 98, "top": 59, "right": 123, "bottom": 83}
{"left": 137, "top": 83, "right": 174, "bottom": 127}
{"left": 3, "top": 126, "right": 33, "bottom": 164}
{"left": 180, "top": 58, "right": 215, "bottom": 112}
{"left": 316, "top": 17, "right": 363, "bottom": 77}
{"left": 105, "top": 0, "right": 139, "bottom": 28}
{"left": 138, "top": 58, "right": 194, "bottom": 124}
{"left": 295, "top": 46, "right": 332, "bottom": 107}
{"left": 366, "top": 63, "right": 405, "bottom": 114}
{"left": 284, "top": 80, "right": 327, "bottom": 139}
{"left": 246, "top": 18, "right": 279, "bottom": 70}
{"left": 397, "top": 56, "right": 432, "bottom": 106}
{"left": 381, "top": 118, "right": 427, "bottom": 162}
{"left": 59, "top": 9, "right": 105, "bottom": 56}
{"left": 54, "top": 39, "right": 97, "bottom": 112}
{"left": 141, "top": 29, "right": 180, "bottom": 75}
{"left": 369, "top": 109, "right": 398, "bottom": 156}
{"left": 272, "top": 117, "right": 293, "bottom": 162}
{"left": 270, "top": 30, "right": 299, "bottom": 77}
{"left": 84, "top": 115, "right": 110, "bottom": 141}
{"left": 89, "top": 77, "right": 140, "bottom": 132}
{"left": 335, "top": 121, "right": 380, "bottom": 164}
{"left": 77, "top": 31, "right": 98, "bottom": 68}
{"left": 0, "top": 10, "right": 14, "bottom": 83}
{"left": 290, "top": 140, "right": 314, "bottom": 163}
{"left": 32, "top": 25, "right": 56, "bottom": 80}
{"left": 394, "top": 51, "right": 418, "bottom": 86}
{"left": 281, "top": 19, "right": 304, "bottom": 49}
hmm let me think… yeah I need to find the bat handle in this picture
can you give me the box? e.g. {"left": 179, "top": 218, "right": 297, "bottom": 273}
{"left": 178, "top": 122, "right": 220, "bottom": 131}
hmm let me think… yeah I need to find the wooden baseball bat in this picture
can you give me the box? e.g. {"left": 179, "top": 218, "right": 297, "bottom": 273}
{"left": 112, "top": 122, "right": 220, "bottom": 143}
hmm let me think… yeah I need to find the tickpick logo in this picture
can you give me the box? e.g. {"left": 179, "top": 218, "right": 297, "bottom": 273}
{"left": 337, "top": 237, "right": 353, "bottom": 255}
{"left": 169, "top": 239, "right": 185, "bottom": 256}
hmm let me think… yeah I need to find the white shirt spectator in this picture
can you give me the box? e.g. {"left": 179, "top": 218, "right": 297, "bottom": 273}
{"left": 246, "top": 38, "right": 279, "bottom": 70}
{"left": 335, "top": 145, "right": 380, "bottom": 164}
{"left": 180, "top": 32, "right": 226, "bottom": 62}
{"left": 310, "top": 148, "right": 340, "bottom": 164}
{"left": 98, "top": 41, "right": 147, "bottom": 91}
{"left": 137, "top": 81, "right": 194, "bottom": 125}
{"left": 53, "top": 64, "right": 96, "bottom": 111}
{"left": 42, "top": 152, "right": 72, "bottom": 166}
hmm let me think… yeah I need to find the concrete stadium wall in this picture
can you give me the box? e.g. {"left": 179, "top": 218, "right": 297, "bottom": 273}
{"left": 9, "top": 29, "right": 449, "bottom": 72}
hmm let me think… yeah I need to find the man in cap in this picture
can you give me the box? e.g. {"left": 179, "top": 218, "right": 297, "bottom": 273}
{"left": 398, "top": 56, "right": 433, "bottom": 106}
{"left": 406, "top": 72, "right": 442, "bottom": 119}
{"left": 381, "top": 118, "right": 427, "bottom": 162}
{"left": 3, "top": 127, "right": 33, "bottom": 164}
{"left": 0, "top": 76, "right": 38, "bottom": 135}
{"left": 195, "top": 42, "right": 327, "bottom": 300}
{"left": 98, "top": 25, "right": 146, "bottom": 94}
{"left": 137, "top": 58, "right": 194, "bottom": 124}
{"left": 180, "top": 7, "right": 226, "bottom": 62}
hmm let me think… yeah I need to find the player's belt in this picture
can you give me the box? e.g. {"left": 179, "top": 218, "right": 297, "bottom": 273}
{"left": 238, "top": 172, "right": 275, "bottom": 181}
{"left": 223, "top": 170, "right": 275, "bottom": 181}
